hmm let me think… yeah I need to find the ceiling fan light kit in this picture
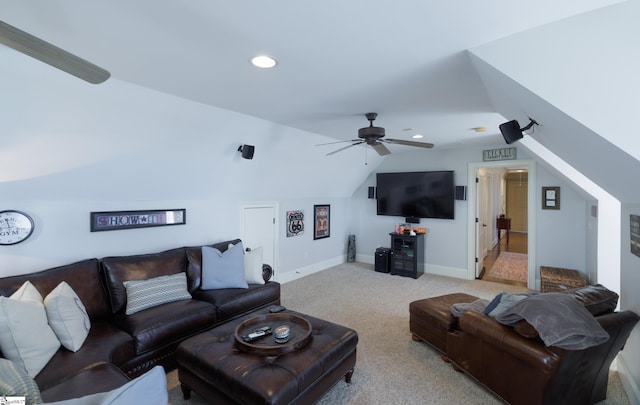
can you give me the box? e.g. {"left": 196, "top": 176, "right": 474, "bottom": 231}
{"left": 319, "top": 112, "right": 434, "bottom": 156}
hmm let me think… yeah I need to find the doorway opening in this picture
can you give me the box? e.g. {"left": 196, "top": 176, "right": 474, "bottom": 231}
{"left": 467, "top": 160, "right": 536, "bottom": 290}
{"left": 480, "top": 169, "right": 528, "bottom": 287}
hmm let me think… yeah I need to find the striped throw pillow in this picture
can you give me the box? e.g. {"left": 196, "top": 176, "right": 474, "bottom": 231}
{"left": 123, "top": 273, "right": 192, "bottom": 315}
{"left": 0, "top": 358, "right": 42, "bottom": 405}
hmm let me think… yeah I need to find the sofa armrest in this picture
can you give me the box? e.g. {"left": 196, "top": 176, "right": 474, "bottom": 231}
{"left": 262, "top": 264, "right": 273, "bottom": 283}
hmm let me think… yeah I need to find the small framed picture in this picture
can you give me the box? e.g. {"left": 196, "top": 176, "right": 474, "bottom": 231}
{"left": 313, "top": 204, "right": 330, "bottom": 240}
{"left": 542, "top": 187, "right": 560, "bottom": 210}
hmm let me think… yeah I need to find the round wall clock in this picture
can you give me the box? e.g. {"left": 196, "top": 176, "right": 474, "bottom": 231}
{"left": 0, "top": 210, "right": 35, "bottom": 245}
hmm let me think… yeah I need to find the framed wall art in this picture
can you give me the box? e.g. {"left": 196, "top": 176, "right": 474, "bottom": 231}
{"left": 286, "top": 210, "right": 304, "bottom": 237}
{"left": 631, "top": 214, "right": 640, "bottom": 258}
{"left": 90, "top": 209, "right": 186, "bottom": 232}
{"left": 542, "top": 187, "right": 560, "bottom": 210}
{"left": 313, "top": 204, "right": 330, "bottom": 240}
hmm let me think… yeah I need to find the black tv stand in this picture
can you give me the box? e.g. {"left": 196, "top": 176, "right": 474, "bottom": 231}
{"left": 389, "top": 233, "right": 424, "bottom": 279}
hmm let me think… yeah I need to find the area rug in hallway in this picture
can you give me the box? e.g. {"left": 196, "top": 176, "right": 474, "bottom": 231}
{"left": 486, "top": 251, "right": 527, "bottom": 282}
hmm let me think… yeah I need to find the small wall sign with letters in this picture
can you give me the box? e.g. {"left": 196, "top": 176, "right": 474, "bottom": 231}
{"left": 90, "top": 209, "right": 186, "bottom": 232}
{"left": 483, "top": 147, "right": 517, "bottom": 162}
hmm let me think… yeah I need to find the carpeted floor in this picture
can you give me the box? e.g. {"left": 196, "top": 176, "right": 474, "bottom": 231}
{"left": 486, "top": 251, "right": 527, "bottom": 282}
{"left": 166, "top": 262, "right": 630, "bottom": 404}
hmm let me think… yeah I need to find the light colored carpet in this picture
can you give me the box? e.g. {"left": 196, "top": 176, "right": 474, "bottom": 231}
{"left": 486, "top": 251, "right": 527, "bottom": 282}
{"left": 166, "top": 262, "right": 630, "bottom": 404}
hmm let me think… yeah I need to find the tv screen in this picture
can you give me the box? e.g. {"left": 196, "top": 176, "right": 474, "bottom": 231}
{"left": 376, "top": 171, "right": 455, "bottom": 219}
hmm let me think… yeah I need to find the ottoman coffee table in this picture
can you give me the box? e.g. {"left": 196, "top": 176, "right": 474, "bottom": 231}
{"left": 176, "top": 307, "right": 358, "bottom": 404}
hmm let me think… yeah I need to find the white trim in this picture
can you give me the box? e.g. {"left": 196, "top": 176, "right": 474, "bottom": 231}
{"left": 467, "top": 159, "right": 537, "bottom": 290}
{"left": 278, "top": 255, "right": 345, "bottom": 283}
{"left": 617, "top": 354, "right": 640, "bottom": 405}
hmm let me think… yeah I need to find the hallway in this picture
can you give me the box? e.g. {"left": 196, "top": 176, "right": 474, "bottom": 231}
{"left": 481, "top": 232, "right": 527, "bottom": 287}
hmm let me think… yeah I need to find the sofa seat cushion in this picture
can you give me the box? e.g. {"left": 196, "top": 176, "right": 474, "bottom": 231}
{"left": 114, "top": 299, "right": 217, "bottom": 355}
{"left": 34, "top": 321, "right": 134, "bottom": 391}
{"left": 39, "top": 362, "right": 130, "bottom": 403}
{"left": 192, "top": 282, "right": 280, "bottom": 322}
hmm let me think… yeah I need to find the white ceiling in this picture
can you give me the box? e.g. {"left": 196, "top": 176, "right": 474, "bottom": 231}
{"left": 1, "top": 0, "right": 624, "bottom": 153}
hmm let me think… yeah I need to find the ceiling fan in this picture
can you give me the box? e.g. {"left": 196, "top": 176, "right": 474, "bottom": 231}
{"left": 318, "top": 112, "right": 434, "bottom": 156}
{"left": 0, "top": 20, "right": 110, "bottom": 84}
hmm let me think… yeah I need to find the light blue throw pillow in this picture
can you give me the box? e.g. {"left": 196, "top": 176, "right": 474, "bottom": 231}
{"left": 201, "top": 243, "right": 249, "bottom": 290}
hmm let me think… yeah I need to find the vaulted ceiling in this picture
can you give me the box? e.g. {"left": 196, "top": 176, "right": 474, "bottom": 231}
{"left": 1, "top": 1, "right": 624, "bottom": 153}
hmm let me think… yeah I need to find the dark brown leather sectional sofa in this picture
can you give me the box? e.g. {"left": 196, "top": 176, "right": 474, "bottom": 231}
{"left": 410, "top": 285, "right": 640, "bottom": 405}
{"left": 0, "top": 239, "right": 280, "bottom": 402}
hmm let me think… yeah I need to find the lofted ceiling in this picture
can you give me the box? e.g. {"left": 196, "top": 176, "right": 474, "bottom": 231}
{"left": 1, "top": 0, "right": 624, "bottom": 153}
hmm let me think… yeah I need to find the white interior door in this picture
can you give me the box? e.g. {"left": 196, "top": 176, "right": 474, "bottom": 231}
{"left": 240, "top": 203, "right": 278, "bottom": 278}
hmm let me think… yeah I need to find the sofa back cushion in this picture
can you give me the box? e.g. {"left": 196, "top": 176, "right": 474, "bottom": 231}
{"left": 100, "top": 248, "right": 187, "bottom": 314}
{"left": 0, "top": 259, "right": 110, "bottom": 320}
{"left": 185, "top": 239, "right": 242, "bottom": 292}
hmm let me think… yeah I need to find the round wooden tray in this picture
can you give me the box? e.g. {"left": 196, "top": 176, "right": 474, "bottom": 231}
{"left": 234, "top": 313, "right": 313, "bottom": 356}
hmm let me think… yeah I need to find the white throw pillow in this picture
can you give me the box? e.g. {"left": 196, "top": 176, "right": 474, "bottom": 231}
{"left": 44, "top": 282, "right": 91, "bottom": 352}
{"left": 244, "top": 247, "right": 265, "bottom": 285}
{"left": 0, "top": 281, "right": 61, "bottom": 377}
{"left": 123, "top": 273, "right": 192, "bottom": 315}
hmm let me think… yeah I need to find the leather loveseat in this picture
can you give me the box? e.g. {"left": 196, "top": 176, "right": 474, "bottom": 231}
{"left": 410, "top": 285, "right": 640, "bottom": 405}
{"left": 0, "top": 238, "right": 280, "bottom": 402}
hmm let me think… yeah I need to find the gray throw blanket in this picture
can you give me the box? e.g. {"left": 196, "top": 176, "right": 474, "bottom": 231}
{"left": 495, "top": 293, "right": 609, "bottom": 350}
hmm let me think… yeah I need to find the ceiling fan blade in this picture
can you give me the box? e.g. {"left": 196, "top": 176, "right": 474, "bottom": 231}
{"left": 326, "top": 141, "right": 364, "bottom": 156}
{"left": 372, "top": 142, "right": 391, "bottom": 156}
{"left": 0, "top": 20, "right": 110, "bottom": 84}
{"left": 316, "top": 139, "right": 360, "bottom": 146}
{"left": 384, "top": 138, "right": 434, "bottom": 148}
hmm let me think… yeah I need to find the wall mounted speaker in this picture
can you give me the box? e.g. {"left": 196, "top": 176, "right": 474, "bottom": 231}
{"left": 499, "top": 120, "right": 524, "bottom": 144}
{"left": 368, "top": 186, "right": 376, "bottom": 199}
{"left": 455, "top": 185, "right": 467, "bottom": 201}
{"left": 238, "top": 144, "right": 255, "bottom": 159}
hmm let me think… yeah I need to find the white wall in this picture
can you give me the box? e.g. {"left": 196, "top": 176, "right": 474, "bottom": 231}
{"left": 0, "top": 55, "right": 378, "bottom": 276}
{"left": 351, "top": 144, "right": 591, "bottom": 283}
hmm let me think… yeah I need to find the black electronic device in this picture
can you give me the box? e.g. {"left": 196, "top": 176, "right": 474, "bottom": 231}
{"left": 376, "top": 171, "right": 455, "bottom": 219}
{"left": 499, "top": 120, "right": 523, "bottom": 144}
{"left": 238, "top": 144, "right": 255, "bottom": 159}
{"left": 455, "top": 185, "right": 467, "bottom": 201}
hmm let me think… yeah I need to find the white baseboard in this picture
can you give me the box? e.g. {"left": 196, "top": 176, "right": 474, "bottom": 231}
{"left": 278, "top": 255, "right": 345, "bottom": 284}
{"left": 355, "top": 254, "right": 468, "bottom": 279}
{"left": 617, "top": 353, "right": 640, "bottom": 405}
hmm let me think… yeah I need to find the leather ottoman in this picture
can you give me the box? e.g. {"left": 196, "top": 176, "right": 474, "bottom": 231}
{"left": 409, "top": 293, "right": 479, "bottom": 353}
{"left": 176, "top": 308, "right": 358, "bottom": 404}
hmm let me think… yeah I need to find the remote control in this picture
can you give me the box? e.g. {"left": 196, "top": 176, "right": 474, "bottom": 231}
{"left": 269, "top": 305, "right": 286, "bottom": 313}
{"left": 242, "top": 326, "right": 272, "bottom": 342}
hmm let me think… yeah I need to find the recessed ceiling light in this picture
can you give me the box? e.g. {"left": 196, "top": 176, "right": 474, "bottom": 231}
{"left": 412, "top": 134, "right": 424, "bottom": 139}
{"left": 251, "top": 55, "right": 277, "bottom": 68}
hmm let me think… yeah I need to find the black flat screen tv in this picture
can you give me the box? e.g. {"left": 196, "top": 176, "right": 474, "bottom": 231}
{"left": 376, "top": 171, "right": 455, "bottom": 219}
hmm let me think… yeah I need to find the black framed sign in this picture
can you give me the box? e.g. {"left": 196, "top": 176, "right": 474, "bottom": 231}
{"left": 542, "top": 187, "right": 560, "bottom": 210}
{"left": 313, "top": 204, "right": 330, "bottom": 240}
{"left": 90, "top": 209, "right": 186, "bottom": 232}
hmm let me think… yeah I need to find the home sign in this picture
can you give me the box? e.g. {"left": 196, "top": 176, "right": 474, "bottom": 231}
{"left": 483, "top": 147, "right": 517, "bottom": 162}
